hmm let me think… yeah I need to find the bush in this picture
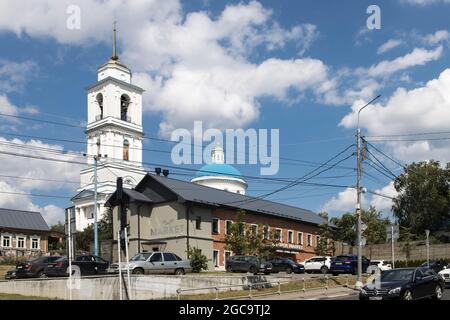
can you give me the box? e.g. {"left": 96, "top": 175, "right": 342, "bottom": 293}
{"left": 384, "top": 259, "right": 449, "bottom": 268}
{"left": 0, "top": 256, "right": 27, "bottom": 266}
{"left": 187, "top": 247, "right": 208, "bottom": 273}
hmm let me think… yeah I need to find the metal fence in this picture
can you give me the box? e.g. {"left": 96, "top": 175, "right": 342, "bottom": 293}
{"left": 176, "top": 274, "right": 355, "bottom": 300}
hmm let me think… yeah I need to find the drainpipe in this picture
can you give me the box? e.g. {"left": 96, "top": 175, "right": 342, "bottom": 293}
{"left": 137, "top": 206, "right": 141, "bottom": 252}
{"left": 186, "top": 205, "right": 193, "bottom": 258}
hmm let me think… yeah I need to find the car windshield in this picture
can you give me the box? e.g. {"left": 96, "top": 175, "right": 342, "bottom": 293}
{"left": 335, "top": 255, "right": 352, "bottom": 261}
{"left": 381, "top": 269, "right": 414, "bottom": 281}
{"left": 130, "top": 253, "right": 152, "bottom": 261}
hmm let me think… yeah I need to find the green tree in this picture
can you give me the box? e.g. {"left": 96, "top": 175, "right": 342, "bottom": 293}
{"left": 362, "top": 206, "right": 390, "bottom": 245}
{"left": 187, "top": 246, "right": 208, "bottom": 272}
{"left": 330, "top": 213, "right": 357, "bottom": 246}
{"left": 315, "top": 212, "right": 336, "bottom": 256}
{"left": 224, "top": 209, "right": 248, "bottom": 255}
{"left": 393, "top": 160, "right": 450, "bottom": 238}
{"left": 50, "top": 222, "right": 65, "bottom": 233}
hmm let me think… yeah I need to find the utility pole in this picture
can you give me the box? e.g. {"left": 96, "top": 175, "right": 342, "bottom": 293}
{"left": 355, "top": 95, "right": 381, "bottom": 288}
{"left": 93, "top": 155, "right": 99, "bottom": 257}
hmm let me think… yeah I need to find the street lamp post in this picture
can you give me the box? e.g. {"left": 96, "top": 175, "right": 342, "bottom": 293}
{"left": 355, "top": 95, "right": 381, "bottom": 288}
{"left": 425, "top": 229, "right": 430, "bottom": 267}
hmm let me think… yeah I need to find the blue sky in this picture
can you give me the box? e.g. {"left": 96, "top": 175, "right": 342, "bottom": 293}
{"left": 0, "top": 0, "right": 449, "bottom": 224}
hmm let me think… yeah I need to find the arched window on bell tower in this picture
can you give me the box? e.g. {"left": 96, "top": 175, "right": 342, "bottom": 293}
{"left": 123, "top": 139, "right": 130, "bottom": 161}
{"left": 120, "top": 94, "right": 130, "bottom": 122}
{"left": 96, "top": 93, "right": 103, "bottom": 121}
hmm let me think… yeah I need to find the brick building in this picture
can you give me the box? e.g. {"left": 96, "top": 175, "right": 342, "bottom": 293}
{"left": 106, "top": 174, "right": 328, "bottom": 270}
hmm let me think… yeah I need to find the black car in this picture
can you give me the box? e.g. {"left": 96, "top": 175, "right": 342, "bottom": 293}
{"left": 330, "top": 254, "right": 370, "bottom": 275}
{"left": 4, "top": 269, "right": 16, "bottom": 280}
{"left": 225, "top": 256, "right": 272, "bottom": 275}
{"left": 421, "top": 260, "right": 446, "bottom": 273}
{"left": 360, "top": 267, "right": 445, "bottom": 300}
{"left": 15, "top": 256, "right": 62, "bottom": 279}
{"left": 268, "top": 257, "right": 305, "bottom": 274}
{"left": 44, "top": 255, "right": 110, "bottom": 277}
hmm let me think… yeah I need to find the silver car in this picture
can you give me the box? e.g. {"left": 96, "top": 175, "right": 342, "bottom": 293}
{"left": 109, "top": 252, "right": 192, "bottom": 275}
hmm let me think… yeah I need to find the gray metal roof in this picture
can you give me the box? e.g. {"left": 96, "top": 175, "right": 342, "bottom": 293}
{"left": 123, "top": 189, "right": 153, "bottom": 203}
{"left": 151, "top": 175, "right": 327, "bottom": 226}
{"left": 0, "top": 208, "right": 50, "bottom": 232}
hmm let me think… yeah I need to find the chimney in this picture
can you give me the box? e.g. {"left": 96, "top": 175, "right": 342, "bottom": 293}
{"left": 155, "top": 167, "right": 162, "bottom": 176}
{"left": 163, "top": 169, "right": 169, "bottom": 177}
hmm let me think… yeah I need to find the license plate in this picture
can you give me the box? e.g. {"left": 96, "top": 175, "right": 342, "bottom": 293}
{"left": 369, "top": 296, "right": 382, "bottom": 300}
{"left": 47, "top": 265, "right": 53, "bottom": 268}
{"left": 17, "top": 266, "right": 23, "bottom": 269}
{"left": 335, "top": 262, "right": 342, "bottom": 265}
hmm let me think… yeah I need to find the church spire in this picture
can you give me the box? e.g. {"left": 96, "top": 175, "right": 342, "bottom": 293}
{"left": 112, "top": 21, "right": 119, "bottom": 61}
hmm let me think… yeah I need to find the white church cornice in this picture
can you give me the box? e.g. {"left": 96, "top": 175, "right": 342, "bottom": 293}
{"left": 86, "top": 116, "right": 143, "bottom": 135}
{"left": 86, "top": 76, "right": 144, "bottom": 94}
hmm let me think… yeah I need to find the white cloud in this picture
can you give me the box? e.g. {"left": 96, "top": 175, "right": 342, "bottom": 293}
{"left": 321, "top": 188, "right": 365, "bottom": 216}
{"left": 422, "top": 30, "right": 450, "bottom": 46}
{"left": 0, "top": 137, "right": 82, "bottom": 226}
{"left": 369, "top": 182, "right": 397, "bottom": 213}
{"left": 340, "top": 68, "right": 450, "bottom": 163}
{"left": 377, "top": 39, "right": 403, "bottom": 55}
{"left": 401, "top": 0, "right": 450, "bottom": 5}
{"left": 0, "top": 59, "right": 38, "bottom": 93}
{"left": 366, "top": 46, "right": 443, "bottom": 78}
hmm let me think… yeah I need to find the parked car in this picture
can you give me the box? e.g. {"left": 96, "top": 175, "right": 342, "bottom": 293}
{"left": 438, "top": 263, "right": 450, "bottom": 287}
{"left": 330, "top": 254, "right": 370, "bottom": 276}
{"left": 44, "top": 255, "right": 110, "bottom": 277}
{"left": 359, "top": 267, "right": 445, "bottom": 300}
{"left": 4, "top": 269, "right": 16, "bottom": 280}
{"left": 366, "top": 260, "right": 392, "bottom": 274}
{"left": 109, "top": 252, "right": 192, "bottom": 275}
{"left": 268, "top": 257, "right": 305, "bottom": 274}
{"left": 225, "top": 255, "right": 272, "bottom": 275}
{"left": 303, "top": 256, "right": 331, "bottom": 274}
{"left": 421, "top": 260, "right": 446, "bottom": 273}
{"left": 15, "top": 256, "right": 62, "bottom": 279}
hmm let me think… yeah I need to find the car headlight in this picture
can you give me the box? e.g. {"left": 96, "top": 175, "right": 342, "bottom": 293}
{"left": 260, "top": 264, "right": 265, "bottom": 268}
{"left": 388, "top": 287, "right": 401, "bottom": 295}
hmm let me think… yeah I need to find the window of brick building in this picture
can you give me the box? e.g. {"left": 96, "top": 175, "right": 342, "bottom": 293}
{"left": 263, "top": 226, "right": 269, "bottom": 240}
{"left": 275, "top": 229, "right": 282, "bottom": 242}
{"left": 251, "top": 224, "right": 258, "bottom": 235}
{"left": 213, "top": 250, "right": 219, "bottom": 267}
{"left": 212, "top": 218, "right": 219, "bottom": 234}
{"left": 226, "top": 220, "right": 233, "bottom": 235}
{"left": 195, "top": 216, "right": 202, "bottom": 230}
{"left": 16, "top": 236, "right": 25, "bottom": 249}
{"left": 1, "top": 235, "right": 11, "bottom": 248}
{"left": 31, "top": 237, "right": 40, "bottom": 250}
{"left": 307, "top": 234, "right": 312, "bottom": 246}
{"left": 288, "top": 230, "right": 294, "bottom": 243}
{"left": 298, "top": 232, "right": 303, "bottom": 245}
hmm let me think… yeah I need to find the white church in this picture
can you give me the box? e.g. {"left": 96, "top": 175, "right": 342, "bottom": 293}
{"left": 66, "top": 27, "right": 246, "bottom": 233}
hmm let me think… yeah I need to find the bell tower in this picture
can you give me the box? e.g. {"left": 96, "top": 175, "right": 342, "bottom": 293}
{"left": 71, "top": 23, "right": 147, "bottom": 232}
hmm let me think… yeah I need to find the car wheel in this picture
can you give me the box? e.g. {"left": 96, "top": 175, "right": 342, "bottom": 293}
{"left": 175, "top": 268, "right": 185, "bottom": 276}
{"left": 402, "top": 289, "right": 413, "bottom": 300}
{"left": 433, "top": 285, "right": 443, "bottom": 300}
{"left": 320, "top": 266, "right": 329, "bottom": 274}
{"left": 37, "top": 271, "right": 46, "bottom": 279}
{"left": 332, "top": 273, "right": 338, "bottom": 276}
{"left": 132, "top": 268, "right": 144, "bottom": 275}
{"left": 286, "top": 267, "right": 293, "bottom": 274}
{"left": 249, "top": 266, "right": 258, "bottom": 275}
{"left": 226, "top": 265, "right": 233, "bottom": 273}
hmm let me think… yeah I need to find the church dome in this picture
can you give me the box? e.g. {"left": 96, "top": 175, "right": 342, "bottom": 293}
{"left": 195, "top": 163, "right": 243, "bottom": 179}
{"left": 191, "top": 145, "right": 247, "bottom": 195}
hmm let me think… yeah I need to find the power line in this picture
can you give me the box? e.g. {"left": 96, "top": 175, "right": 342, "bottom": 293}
{"left": 365, "top": 130, "right": 450, "bottom": 138}
{"left": 365, "top": 149, "right": 398, "bottom": 179}
{"left": 0, "top": 190, "right": 71, "bottom": 199}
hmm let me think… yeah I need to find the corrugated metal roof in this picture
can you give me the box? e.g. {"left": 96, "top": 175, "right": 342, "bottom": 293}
{"left": 0, "top": 208, "right": 50, "bottom": 232}
{"left": 151, "top": 175, "right": 327, "bottom": 226}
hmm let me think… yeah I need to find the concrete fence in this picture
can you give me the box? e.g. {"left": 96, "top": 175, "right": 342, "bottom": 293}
{"left": 0, "top": 274, "right": 291, "bottom": 300}
{"left": 335, "top": 241, "right": 450, "bottom": 261}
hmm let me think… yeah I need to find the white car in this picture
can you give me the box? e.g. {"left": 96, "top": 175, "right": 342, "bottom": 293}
{"left": 366, "top": 260, "right": 392, "bottom": 274}
{"left": 303, "top": 256, "right": 331, "bottom": 274}
{"left": 438, "top": 264, "right": 450, "bottom": 286}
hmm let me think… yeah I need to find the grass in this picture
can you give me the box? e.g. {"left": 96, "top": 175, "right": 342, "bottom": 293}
{"left": 0, "top": 293, "right": 56, "bottom": 300}
{"left": 172, "top": 275, "right": 361, "bottom": 300}
{"left": 0, "top": 265, "right": 14, "bottom": 279}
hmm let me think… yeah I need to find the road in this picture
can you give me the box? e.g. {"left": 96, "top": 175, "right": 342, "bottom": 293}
{"left": 322, "top": 287, "right": 450, "bottom": 300}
